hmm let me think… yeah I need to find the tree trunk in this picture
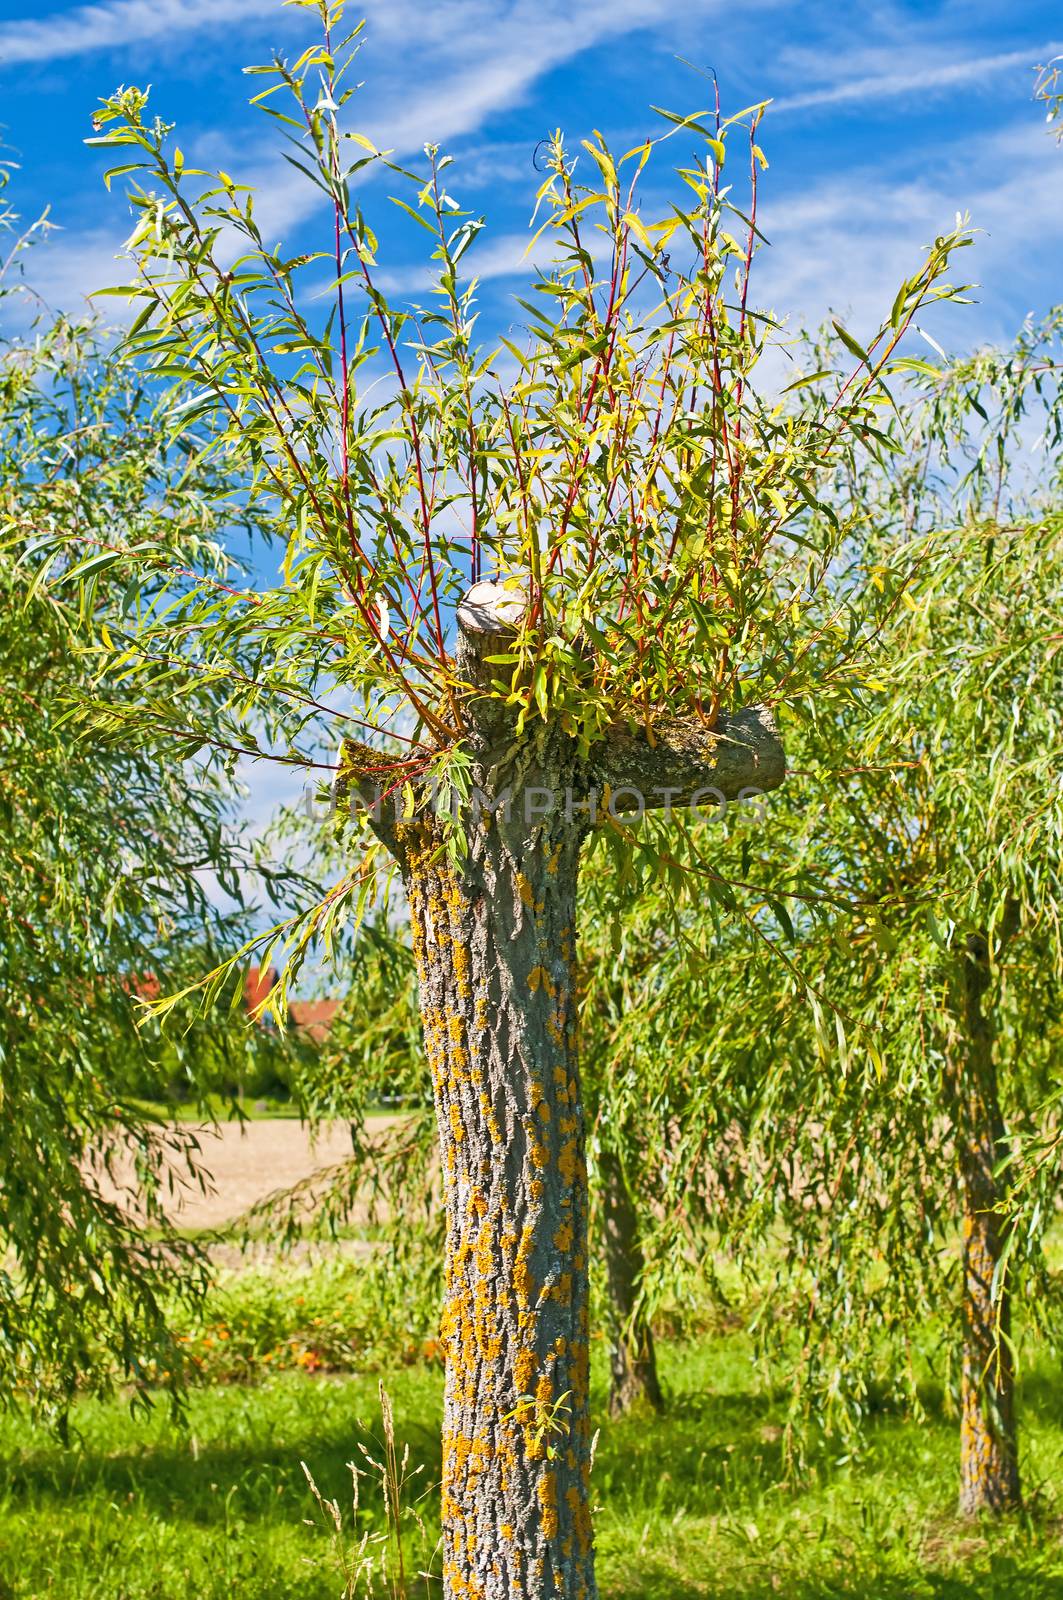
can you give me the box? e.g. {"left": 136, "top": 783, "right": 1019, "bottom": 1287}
{"left": 403, "top": 805, "right": 595, "bottom": 1599}
{"left": 337, "top": 580, "right": 786, "bottom": 1599}
{"left": 598, "top": 1145, "right": 663, "bottom": 1417}
{"left": 953, "top": 930, "right": 1020, "bottom": 1516}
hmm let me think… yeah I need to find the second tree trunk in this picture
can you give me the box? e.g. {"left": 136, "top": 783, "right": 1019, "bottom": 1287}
{"left": 598, "top": 1144, "right": 663, "bottom": 1416}
{"left": 953, "top": 930, "right": 1020, "bottom": 1516}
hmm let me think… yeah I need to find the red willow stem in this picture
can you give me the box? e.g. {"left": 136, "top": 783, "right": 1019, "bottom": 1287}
{"left": 543, "top": 216, "right": 630, "bottom": 594}
{"left": 429, "top": 157, "right": 481, "bottom": 587}
{"left": 600, "top": 355, "right": 648, "bottom": 528}
{"left": 729, "top": 112, "right": 762, "bottom": 562}
{"left": 701, "top": 74, "right": 728, "bottom": 599}
{"left": 498, "top": 389, "right": 536, "bottom": 605}
{"left": 539, "top": 149, "right": 631, "bottom": 590}
{"left": 341, "top": 209, "right": 449, "bottom": 670}
{"left": 587, "top": 200, "right": 672, "bottom": 577}
{"left": 332, "top": 152, "right": 359, "bottom": 583}
{"left": 677, "top": 73, "right": 720, "bottom": 595}
{"left": 322, "top": 10, "right": 367, "bottom": 595}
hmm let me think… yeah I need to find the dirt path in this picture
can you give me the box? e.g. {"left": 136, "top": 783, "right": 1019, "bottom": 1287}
{"left": 167, "top": 1119, "right": 363, "bottom": 1231}
{"left": 95, "top": 1118, "right": 404, "bottom": 1234}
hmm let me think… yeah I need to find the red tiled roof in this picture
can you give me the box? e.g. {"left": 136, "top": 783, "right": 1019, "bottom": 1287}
{"left": 289, "top": 999, "right": 341, "bottom": 1042}
{"left": 125, "top": 972, "right": 161, "bottom": 1002}
{"left": 245, "top": 964, "right": 279, "bottom": 1014}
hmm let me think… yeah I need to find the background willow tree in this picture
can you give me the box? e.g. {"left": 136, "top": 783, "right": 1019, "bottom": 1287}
{"left": 864, "top": 324, "right": 1063, "bottom": 1516}
{"left": 0, "top": 169, "right": 276, "bottom": 1421}
{"left": 627, "top": 312, "right": 1063, "bottom": 1517}
{"left": 81, "top": 3, "right": 969, "bottom": 1592}
{"left": 580, "top": 883, "right": 672, "bottom": 1420}
{"left": 577, "top": 850, "right": 739, "bottom": 1420}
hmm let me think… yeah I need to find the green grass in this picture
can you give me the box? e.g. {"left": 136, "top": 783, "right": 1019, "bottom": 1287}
{"left": 3, "top": 1327, "right": 1063, "bottom": 1598}
{"left": 151, "top": 1096, "right": 404, "bottom": 1123}
{"left": 139, "top": 1093, "right": 302, "bottom": 1122}
{"left": 167, "top": 1257, "right": 442, "bottom": 1381}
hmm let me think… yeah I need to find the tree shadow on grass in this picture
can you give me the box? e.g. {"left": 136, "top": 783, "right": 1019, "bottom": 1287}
{"left": 0, "top": 1382, "right": 787, "bottom": 1531}
{"left": 0, "top": 1393, "right": 445, "bottom": 1532}
{"left": 603, "top": 1557, "right": 1063, "bottom": 1600}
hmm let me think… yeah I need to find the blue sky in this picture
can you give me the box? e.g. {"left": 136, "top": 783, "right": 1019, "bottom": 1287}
{"left": 1, "top": 0, "right": 1061, "bottom": 358}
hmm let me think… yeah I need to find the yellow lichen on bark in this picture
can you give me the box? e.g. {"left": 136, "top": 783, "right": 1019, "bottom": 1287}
{"left": 538, "top": 1470, "right": 559, "bottom": 1539}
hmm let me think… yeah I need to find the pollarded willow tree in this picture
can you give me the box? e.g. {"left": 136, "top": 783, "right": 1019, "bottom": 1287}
{"left": 270, "top": 845, "right": 692, "bottom": 1421}
{"left": 82, "top": 3, "right": 970, "bottom": 1591}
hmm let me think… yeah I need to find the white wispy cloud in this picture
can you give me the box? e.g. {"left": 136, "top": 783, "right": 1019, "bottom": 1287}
{"left": 18, "top": 0, "right": 1059, "bottom": 357}
{"left": 774, "top": 41, "right": 1061, "bottom": 115}
{"left": 0, "top": 0, "right": 286, "bottom": 66}
{"left": 753, "top": 119, "right": 1063, "bottom": 355}
{"left": 19, "top": 0, "right": 720, "bottom": 309}
{"left": 0, "top": 0, "right": 704, "bottom": 71}
{"left": 2, "top": 224, "right": 136, "bottom": 322}
{"left": 251, "top": 0, "right": 723, "bottom": 240}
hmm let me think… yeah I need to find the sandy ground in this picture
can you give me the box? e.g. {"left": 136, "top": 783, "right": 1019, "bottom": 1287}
{"left": 170, "top": 1119, "right": 363, "bottom": 1231}
{"left": 96, "top": 1118, "right": 391, "bottom": 1234}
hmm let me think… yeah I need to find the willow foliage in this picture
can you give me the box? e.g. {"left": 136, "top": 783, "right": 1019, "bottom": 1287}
{"left": 0, "top": 170, "right": 270, "bottom": 1421}
{"left": 619, "top": 312, "right": 1063, "bottom": 1459}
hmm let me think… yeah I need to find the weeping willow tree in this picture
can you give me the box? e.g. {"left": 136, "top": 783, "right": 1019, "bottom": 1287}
{"left": 576, "top": 851, "right": 746, "bottom": 1419}
{"left": 579, "top": 884, "right": 673, "bottom": 1419}
{"left": 0, "top": 168, "right": 272, "bottom": 1422}
{"left": 625, "top": 310, "right": 1063, "bottom": 1516}
{"left": 70, "top": 2, "right": 972, "bottom": 1590}
{"left": 838, "top": 320, "right": 1063, "bottom": 1515}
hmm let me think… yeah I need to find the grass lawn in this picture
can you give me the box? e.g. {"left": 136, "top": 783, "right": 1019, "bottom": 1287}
{"left": 2, "top": 1327, "right": 1063, "bottom": 1598}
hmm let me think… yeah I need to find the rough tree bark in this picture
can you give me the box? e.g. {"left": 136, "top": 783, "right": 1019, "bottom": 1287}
{"left": 598, "top": 1144, "right": 663, "bottom": 1416}
{"left": 339, "top": 583, "right": 785, "bottom": 1599}
{"left": 951, "top": 929, "right": 1020, "bottom": 1517}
